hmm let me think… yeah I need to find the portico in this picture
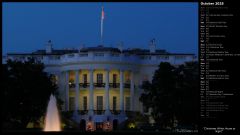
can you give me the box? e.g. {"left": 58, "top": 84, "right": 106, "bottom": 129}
{"left": 63, "top": 68, "right": 135, "bottom": 116}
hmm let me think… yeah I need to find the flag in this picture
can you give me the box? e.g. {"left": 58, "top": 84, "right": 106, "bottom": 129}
{"left": 101, "top": 6, "right": 104, "bottom": 20}
{"left": 101, "top": 6, "right": 104, "bottom": 44}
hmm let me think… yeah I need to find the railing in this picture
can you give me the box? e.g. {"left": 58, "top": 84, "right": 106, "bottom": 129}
{"left": 94, "top": 110, "right": 105, "bottom": 115}
{"left": 110, "top": 110, "right": 121, "bottom": 115}
{"left": 124, "top": 83, "right": 130, "bottom": 88}
{"left": 79, "top": 83, "right": 89, "bottom": 88}
{"left": 94, "top": 83, "right": 105, "bottom": 88}
{"left": 78, "top": 110, "right": 88, "bottom": 115}
{"left": 77, "top": 110, "right": 134, "bottom": 115}
{"left": 109, "top": 83, "right": 120, "bottom": 88}
{"left": 31, "top": 52, "right": 195, "bottom": 66}
{"left": 59, "top": 52, "right": 142, "bottom": 65}
{"left": 69, "top": 83, "right": 133, "bottom": 89}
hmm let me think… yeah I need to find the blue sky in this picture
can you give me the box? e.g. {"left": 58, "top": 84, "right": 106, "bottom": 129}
{"left": 2, "top": 2, "right": 198, "bottom": 55}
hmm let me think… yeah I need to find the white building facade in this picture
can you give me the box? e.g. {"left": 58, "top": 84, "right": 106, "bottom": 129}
{"left": 3, "top": 40, "right": 196, "bottom": 130}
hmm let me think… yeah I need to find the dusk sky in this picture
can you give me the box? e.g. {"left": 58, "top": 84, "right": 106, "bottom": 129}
{"left": 3, "top": 2, "right": 198, "bottom": 55}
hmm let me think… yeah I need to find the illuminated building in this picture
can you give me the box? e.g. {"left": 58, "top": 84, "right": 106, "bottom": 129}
{"left": 3, "top": 39, "right": 196, "bottom": 130}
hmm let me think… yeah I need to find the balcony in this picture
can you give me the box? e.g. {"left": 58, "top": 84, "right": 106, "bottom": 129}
{"left": 94, "top": 83, "right": 105, "bottom": 88}
{"left": 79, "top": 83, "right": 89, "bottom": 88}
{"left": 109, "top": 83, "right": 120, "bottom": 88}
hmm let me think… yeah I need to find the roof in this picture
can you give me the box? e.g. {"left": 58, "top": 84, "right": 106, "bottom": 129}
{"left": 8, "top": 49, "right": 79, "bottom": 56}
{"left": 6, "top": 45, "right": 195, "bottom": 56}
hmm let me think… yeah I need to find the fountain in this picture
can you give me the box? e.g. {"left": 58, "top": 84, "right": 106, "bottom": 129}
{"left": 43, "top": 94, "right": 61, "bottom": 131}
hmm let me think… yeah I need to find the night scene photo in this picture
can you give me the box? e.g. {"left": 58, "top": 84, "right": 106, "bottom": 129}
{"left": 2, "top": 2, "right": 198, "bottom": 133}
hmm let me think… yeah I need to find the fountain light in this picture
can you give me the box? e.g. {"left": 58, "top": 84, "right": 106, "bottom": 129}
{"left": 43, "top": 94, "right": 61, "bottom": 131}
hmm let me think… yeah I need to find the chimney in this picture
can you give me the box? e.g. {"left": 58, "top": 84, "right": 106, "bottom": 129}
{"left": 149, "top": 38, "right": 156, "bottom": 53}
{"left": 117, "top": 42, "right": 124, "bottom": 52}
{"left": 46, "top": 40, "right": 53, "bottom": 54}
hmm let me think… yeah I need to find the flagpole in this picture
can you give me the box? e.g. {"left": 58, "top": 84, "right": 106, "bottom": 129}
{"left": 101, "top": 6, "right": 104, "bottom": 45}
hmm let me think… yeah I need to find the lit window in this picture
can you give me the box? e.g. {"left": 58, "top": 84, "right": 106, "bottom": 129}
{"left": 69, "top": 97, "right": 75, "bottom": 111}
{"left": 113, "top": 74, "right": 117, "bottom": 84}
{"left": 83, "top": 74, "right": 87, "bottom": 84}
{"left": 97, "top": 96, "right": 103, "bottom": 110}
{"left": 113, "top": 96, "right": 117, "bottom": 111}
{"left": 97, "top": 74, "right": 103, "bottom": 84}
{"left": 83, "top": 96, "right": 87, "bottom": 110}
{"left": 125, "top": 97, "right": 130, "bottom": 111}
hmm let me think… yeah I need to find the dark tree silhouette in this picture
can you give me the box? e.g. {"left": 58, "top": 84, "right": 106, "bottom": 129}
{"left": 2, "top": 59, "right": 59, "bottom": 130}
{"left": 139, "top": 62, "right": 198, "bottom": 129}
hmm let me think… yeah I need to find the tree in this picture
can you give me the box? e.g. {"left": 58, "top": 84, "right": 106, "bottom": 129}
{"left": 139, "top": 62, "right": 198, "bottom": 128}
{"left": 2, "top": 59, "right": 59, "bottom": 130}
{"left": 174, "top": 62, "right": 198, "bottom": 127}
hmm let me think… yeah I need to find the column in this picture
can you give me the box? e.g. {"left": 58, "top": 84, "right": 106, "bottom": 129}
{"left": 89, "top": 69, "right": 94, "bottom": 115}
{"left": 65, "top": 71, "right": 69, "bottom": 111}
{"left": 105, "top": 69, "right": 110, "bottom": 115}
{"left": 120, "top": 69, "right": 124, "bottom": 113}
{"left": 74, "top": 70, "right": 80, "bottom": 113}
{"left": 130, "top": 71, "right": 134, "bottom": 111}
{"left": 57, "top": 72, "right": 65, "bottom": 111}
{"left": 58, "top": 72, "right": 65, "bottom": 104}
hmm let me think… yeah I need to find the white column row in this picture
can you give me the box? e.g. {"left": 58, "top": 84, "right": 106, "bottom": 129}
{"left": 64, "top": 69, "right": 135, "bottom": 113}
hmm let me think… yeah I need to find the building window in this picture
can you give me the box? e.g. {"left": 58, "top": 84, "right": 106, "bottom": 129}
{"left": 97, "top": 96, "right": 103, "bottom": 110}
{"left": 111, "top": 53, "right": 119, "bottom": 57}
{"left": 113, "top": 96, "right": 117, "bottom": 111}
{"left": 83, "top": 96, "right": 87, "bottom": 110}
{"left": 157, "top": 56, "right": 169, "bottom": 60}
{"left": 125, "top": 75, "right": 130, "bottom": 84}
{"left": 113, "top": 74, "right": 117, "bottom": 83}
{"left": 83, "top": 74, "right": 87, "bottom": 84}
{"left": 125, "top": 97, "right": 130, "bottom": 111}
{"left": 175, "top": 55, "right": 186, "bottom": 60}
{"left": 97, "top": 74, "right": 103, "bottom": 84}
{"left": 79, "top": 53, "right": 88, "bottom": 57}
{"left": 69, "top": 97, "right": 75, "bottom": 111}
{"left": 94, "top": 53, "right": 104, "bottom": 57}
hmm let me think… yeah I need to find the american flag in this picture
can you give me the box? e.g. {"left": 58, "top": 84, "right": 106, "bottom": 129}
{"left": 101, "top": 6, "right": 104, "bottom": 20}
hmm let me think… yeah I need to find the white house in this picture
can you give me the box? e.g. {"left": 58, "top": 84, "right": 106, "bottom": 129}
{"left": 3, "top": 40, "right": 196, "bottom": 131}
